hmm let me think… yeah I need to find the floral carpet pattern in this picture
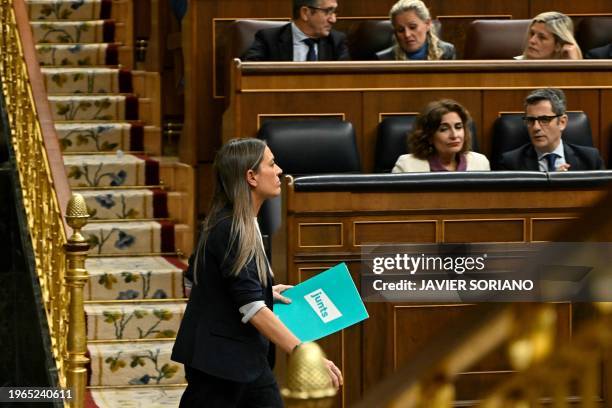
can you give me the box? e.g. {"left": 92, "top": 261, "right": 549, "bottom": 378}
{"left": 85, "top": 257, "right": 184, "bottom": 301}
{"left": 27, "top": 0, "right": 187, "bottom": 406}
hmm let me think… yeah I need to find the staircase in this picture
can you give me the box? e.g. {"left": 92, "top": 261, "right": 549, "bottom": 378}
{"left": 26, "top": 1, "right": 190, "bottom": 406}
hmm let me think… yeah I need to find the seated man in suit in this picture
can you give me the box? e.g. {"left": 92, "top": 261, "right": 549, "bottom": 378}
{"left": 585, "top": 43, "right": 612, "bottom": 59}
{"left": 499, "top": 88, "right": 604, "bottom": 171}
{"left": 242, "top": 0, "right": 349, "bottom": 61}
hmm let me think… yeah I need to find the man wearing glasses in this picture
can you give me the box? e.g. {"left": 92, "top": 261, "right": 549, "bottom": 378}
{"left": 498, "top": 88, "right": 604, "bottom": 171}
{"left": 242, "top": 0, "right": 349, "bottom": 61}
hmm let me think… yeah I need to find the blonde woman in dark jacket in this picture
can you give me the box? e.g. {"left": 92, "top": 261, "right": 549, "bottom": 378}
{"left": 172, "top": 139, "right": 342, "bottom": 407}
{"left": 377, "top": 0, "right": 455, "bottom": 60}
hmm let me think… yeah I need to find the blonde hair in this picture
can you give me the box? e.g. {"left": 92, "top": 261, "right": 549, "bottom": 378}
{"left": 523, "top": 11, "right": 583, "bottom": 59}
{"left": 195, "top": 138, "right": 269, "bottom": 286}
{"left": 389, "top": 0, "right": 443, "bottom": 60}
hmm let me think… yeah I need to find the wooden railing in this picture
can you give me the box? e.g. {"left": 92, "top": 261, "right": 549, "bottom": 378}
{"left": 480, "top": 305, "right": 612, "bottom": 407}
{"left": 354, "top": 303, "right": 612, "bottom": 407}
{"left": 1, "top": 0, "right": 69, "bottom": 386}
{"left": 0, "top": 1, "right": 89, "bottom": 406}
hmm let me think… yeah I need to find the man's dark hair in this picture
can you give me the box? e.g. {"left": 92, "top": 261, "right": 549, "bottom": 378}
{"left": 293, "top": 0, "right": 320, "bottom": 19}
{"left": 524, "top": 88, "right": 567, "bottom": 115}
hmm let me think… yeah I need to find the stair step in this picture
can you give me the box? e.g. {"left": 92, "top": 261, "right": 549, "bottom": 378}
{"left": 64, "top": 154, "right": 158, "bottom": 187}
{"left": 158, "top": 160, "right": 192, "bottom": 190}
{"left": 79, "top": 188, "right": 167, "bottom": 220}
{"left": 86, "top": 301, "right": 186, "bottom": 341}
{"left": 167, "top": 191, "right": 189, "bottom": 227}
{"left": 27, "top": 0, "right": 111, "bottom": 21}
{"left": 56, "top": 122, "right": 144, "bottom": 153}
{"left": 158, "top": 161, "right": 194, "bottom": 253}
{"left": 82, "top": 220, "right": 175, "bottom": 256}
{"left": 85, "top": 257, "right": 185, "bottom": 301}
{"left": 88, "top": 386, "right": 184, "bottom": 408}
{"left": 36, "top": 42, "right": 118, "bottom": 66}
{"left": 42, "top": 67, "right": 132, "bottom": 94}
{"left": 49, "top": 94, "right": 139, "bottom": 121}
{"left": 88, "top": 341, "right": 185, "bottom": 386}
{"left": 29, "top": 0, "right": 190, "bottom": 396}
{"left": 173, "top": 224, "right": 193, "bottom": 257}
{"left": 31, "top": 20, "right": 116, "bottom": 44}
{"left": 144, "top": 126, "right": 162, "bottom": 156}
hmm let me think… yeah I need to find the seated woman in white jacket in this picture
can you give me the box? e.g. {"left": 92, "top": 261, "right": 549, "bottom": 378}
{"left": 392, "top": 99, "right": 490, "bottom": 172}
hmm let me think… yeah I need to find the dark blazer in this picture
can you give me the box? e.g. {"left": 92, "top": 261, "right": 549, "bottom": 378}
{"left": 376, "top": 40, "right": 456, "bottom": 60}
{"left": 171, "top": 211, "right": 275, "bottom": 383}
{"left": 585, "top": 43, "right": 612, "bottom": 59}
{"left": 241, "top": 23, "right": 349, "bottom": 61}
{"left": 498, "top": 142, "right": 604, "bottom": 171}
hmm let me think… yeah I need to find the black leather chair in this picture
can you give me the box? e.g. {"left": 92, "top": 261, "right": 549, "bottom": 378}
{"left": 229, "top": 20, "right": 287, "bottom": 61}
{"left": 375, "top": 116, "right": 415, "bottom": 172}
{"left": 348, "top": 19, "right": 442, "bottom": 60}
{"left": 575, "top": 16, "right": 612, "bottom": 54}
{"left": 217, "top": 20, "right": 288, "bottom": 98}
{"left": 375, "top": 115, "right": 479, "bottom": 172}
{"left": 258, "top": 119, "right": 361, "bottom": 175}
{"left": 348, "top": 20, "right": 393, "bottom": 60}
{"left": 464, "top": 19, "right": 530, "bottom": 59}
{"left": 491, "top": 111, "right": 593, "bottom": 169}
{"left": 256, "top": 119, "right": 361, "bottom": 255}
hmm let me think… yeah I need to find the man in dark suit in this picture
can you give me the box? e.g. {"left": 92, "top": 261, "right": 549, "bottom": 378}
{"left": 499, "top": 88, "right": 604, "bottom": 171}
{"left": 242, "top": 0, "right": 349, "bottom": 61}
{"left": 585, "top": 43, "right": 612, "bottom": 59}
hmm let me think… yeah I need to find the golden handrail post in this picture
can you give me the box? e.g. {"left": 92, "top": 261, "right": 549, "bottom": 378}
{"left": 64, "top": 194, "right": 90, "bottom": 408}
{"left": 282, "top": 342, "right": 337, "bottom": 408}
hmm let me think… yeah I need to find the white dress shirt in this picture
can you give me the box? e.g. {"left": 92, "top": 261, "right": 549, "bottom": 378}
{"left": 291, "top": 22, "right": 317, "bottom": 61}
{"left": 536, "top": 140, "right": 566, "bottom": 171}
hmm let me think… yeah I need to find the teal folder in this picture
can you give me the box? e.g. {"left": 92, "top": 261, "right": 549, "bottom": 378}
{"left": 274, "top": 263, "right": 369, "bottom": 342}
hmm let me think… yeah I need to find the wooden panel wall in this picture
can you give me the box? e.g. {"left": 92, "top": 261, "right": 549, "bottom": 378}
{"left": 529, "top": 0, "right": 612, "bottom": 15}
{"left": 272, "top": 183, "right": 612, "bottom": 406}
{"left": 185, "top": 0, "right": 610, "bottom": 215}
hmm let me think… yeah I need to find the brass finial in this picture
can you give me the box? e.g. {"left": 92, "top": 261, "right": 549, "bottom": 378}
{"left": 424, "top": 376, "right": 455, "bottom": 408}
{"left": 530, "top": 306, "right": 556, "bottom": 362}
{"left": 592, "top": 275, "right": 612, "bottom": 314}
{"left": 65, "top": 193, "right": 89, "bottom": 242}
{"left": 508, "top": 338, "right": 534, "bottom": 371}
{"left": 282, "top": 342, "right": 336, "bottom": 406}
{"left": 508, "top": 305, "right": 556, "bottom": 371}
{"left": 595, "top": 302, "right": 612, "bottom": 314}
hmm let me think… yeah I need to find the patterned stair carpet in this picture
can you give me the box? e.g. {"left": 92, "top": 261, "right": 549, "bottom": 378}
{"left": 85, "top": 257, "right": 185, "bottom": 301}
{"left": 27, "top": 1, "right": 189, "bottom": 406}
{"left": 85, "top": 388, "right": 183, "bottom": 408}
